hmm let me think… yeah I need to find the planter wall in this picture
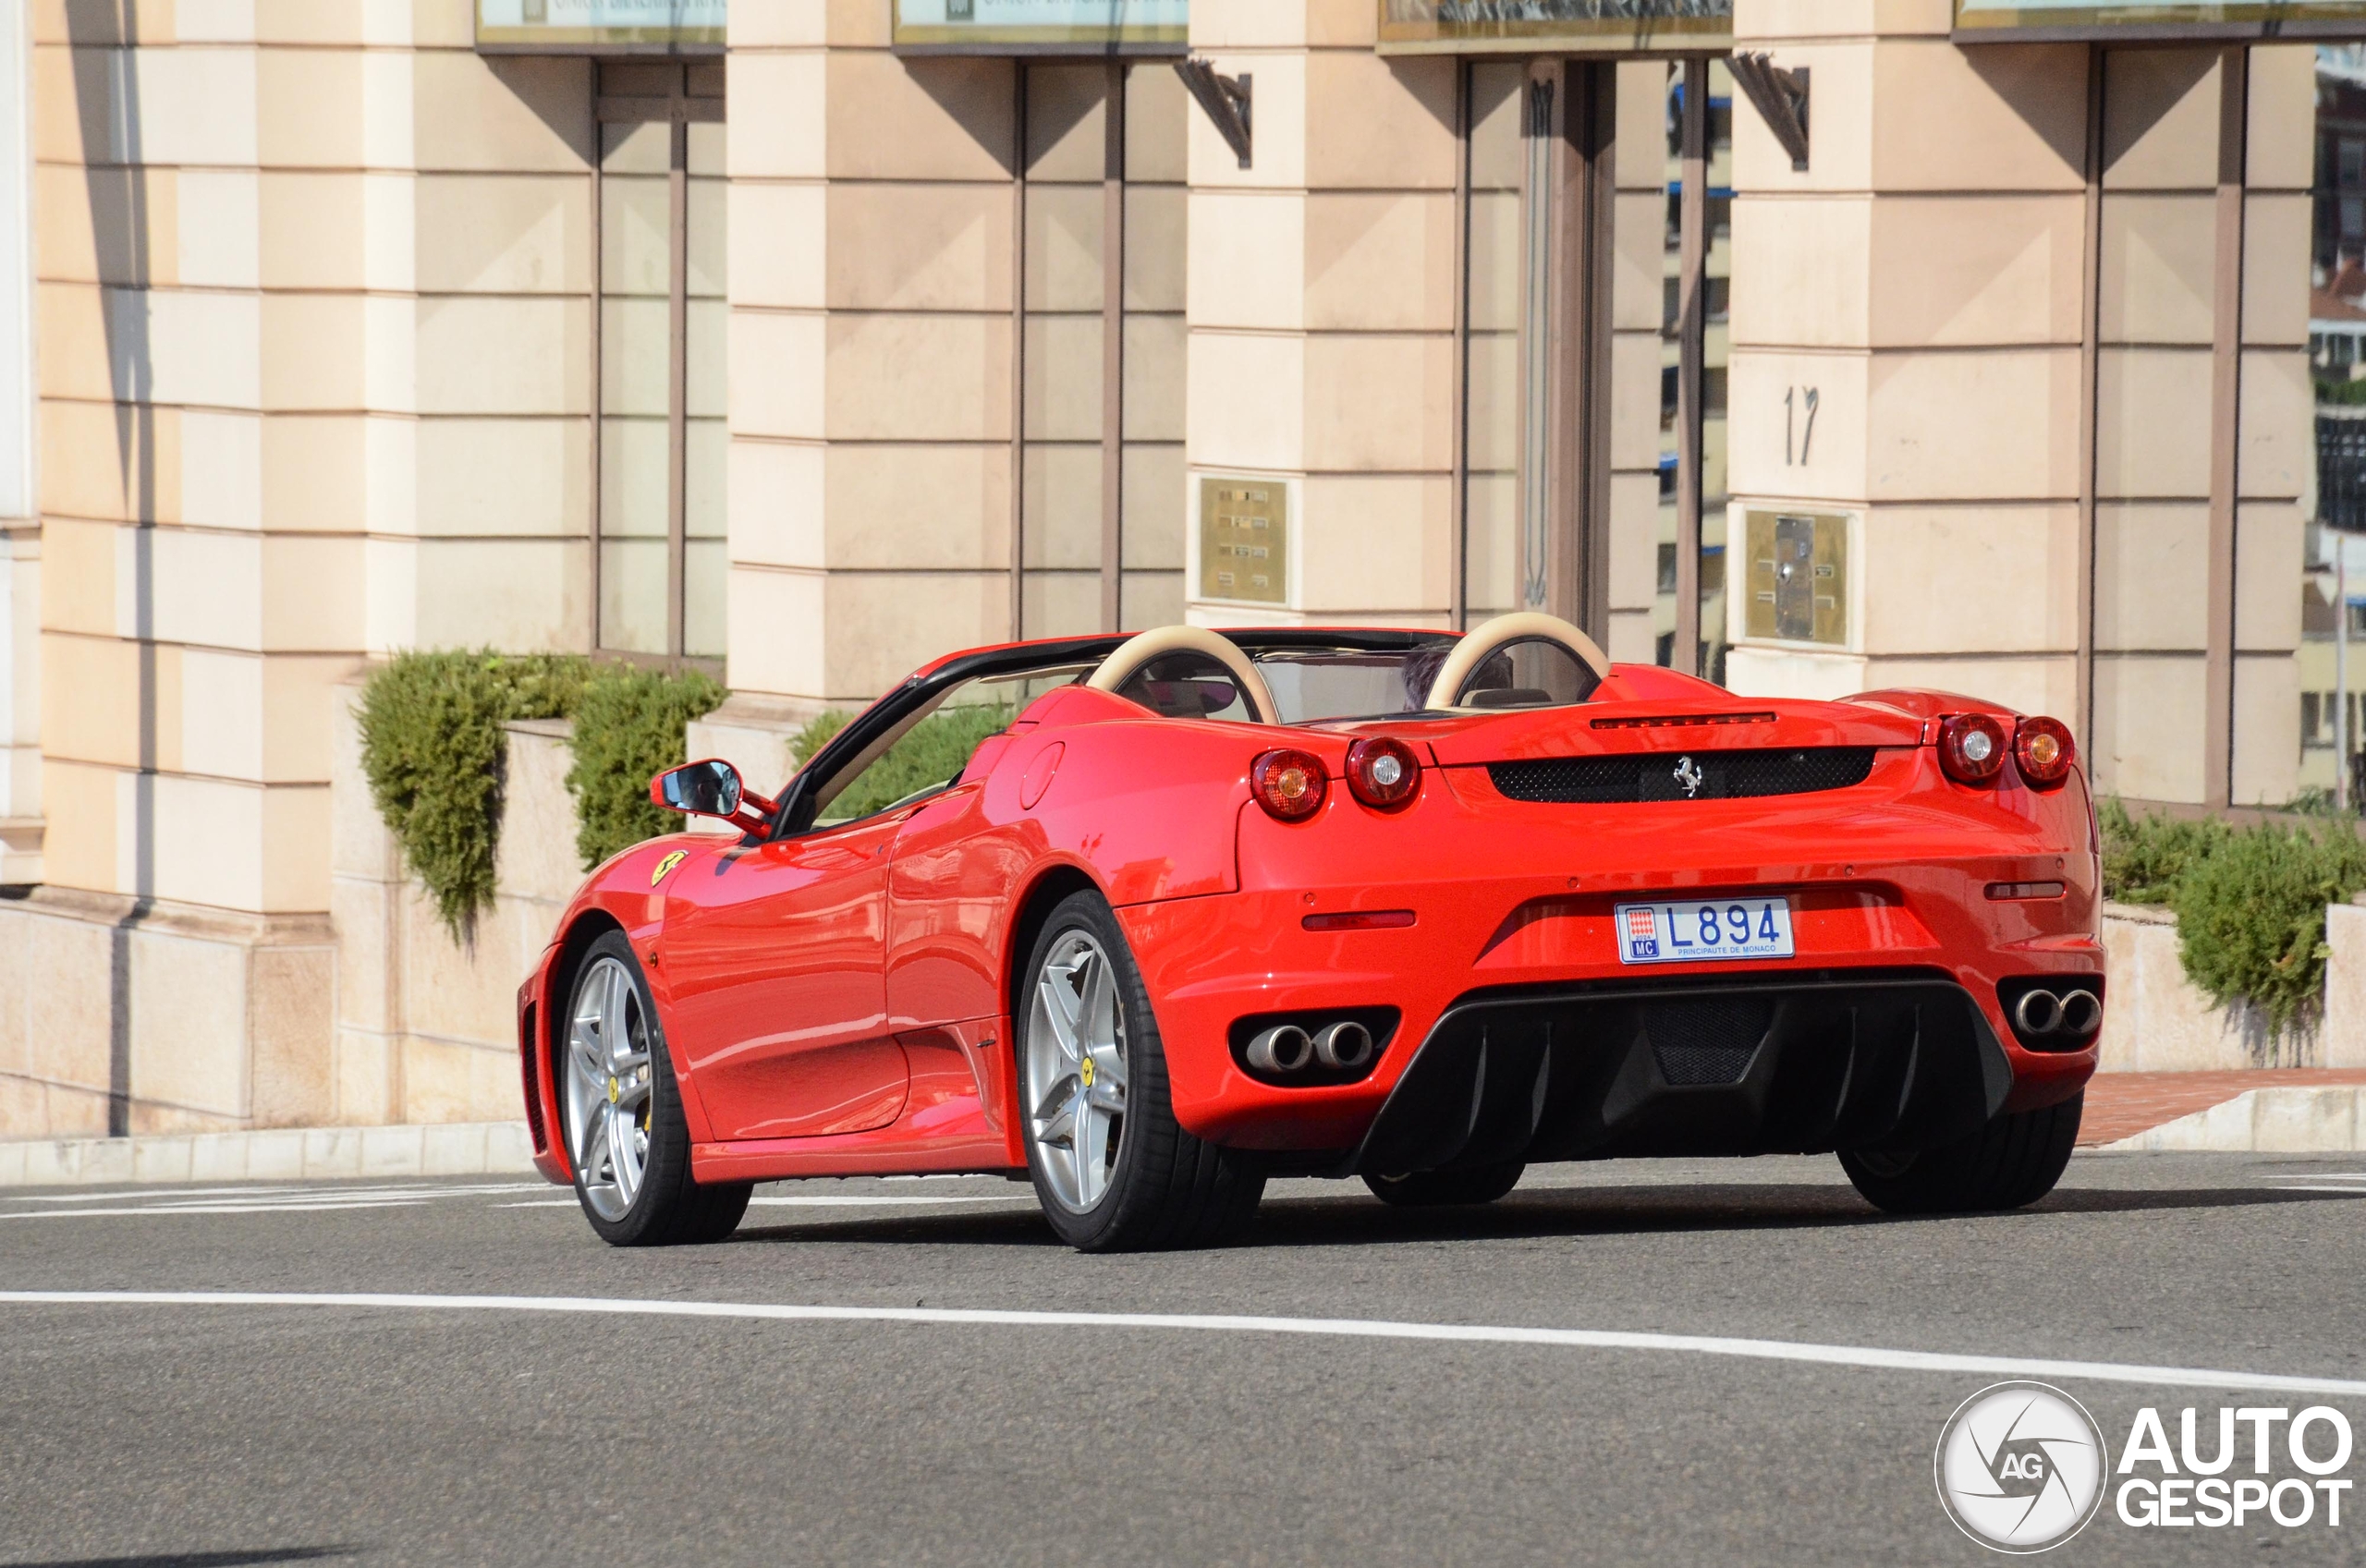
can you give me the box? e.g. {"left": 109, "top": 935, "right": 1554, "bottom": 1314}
{"left": 330, "top": 691, "right": 587, "bottom": 1126}
{"left": 2099, "top": 900, "right": 2366, "bottom": 1072}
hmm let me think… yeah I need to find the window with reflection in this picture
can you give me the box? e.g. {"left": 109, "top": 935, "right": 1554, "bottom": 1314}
{"left": 594, "top": 60, "right": 726, "bottom": 663}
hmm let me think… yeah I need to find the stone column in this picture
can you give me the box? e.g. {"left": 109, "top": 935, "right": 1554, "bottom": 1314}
{"left": 715, "top": 1, "right": 1018, "bottom": 788}
{"left": 1182, "top": 0, "right": 1457, "bottom": 631}
{"left": 1725, "top": 0, "right": 2090, "bottom": 714}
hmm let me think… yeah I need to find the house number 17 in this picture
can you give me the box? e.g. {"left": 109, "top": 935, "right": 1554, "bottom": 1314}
{"left": 1784, "top": 385, "right": 1820, "bottom": 467}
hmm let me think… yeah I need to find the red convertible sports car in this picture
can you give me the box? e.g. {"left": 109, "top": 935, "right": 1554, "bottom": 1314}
{"left": 517, "top": 613, "right": 2103, "bottom": 1251}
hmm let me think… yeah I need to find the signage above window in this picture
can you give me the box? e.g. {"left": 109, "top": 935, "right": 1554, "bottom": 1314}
{"left": 1955, "top": 1, "right": 2366, "bottom": 40}
{"left": 893, "top": 0, "right": 1189, "bottom": 54}
{"left": 476, "top": 0, "right": 726, "bottom": 52}
{"left": 1378, "top": 0, "right": 1733, "bottom": 55}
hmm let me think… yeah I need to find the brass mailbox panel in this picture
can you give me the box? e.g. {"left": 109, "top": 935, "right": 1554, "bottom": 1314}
{"left": 1199, "top": 477, "right": 1288, "bottom": 606}
{"left": 1744, "top": 510, "right": 1848, "bottom": 646}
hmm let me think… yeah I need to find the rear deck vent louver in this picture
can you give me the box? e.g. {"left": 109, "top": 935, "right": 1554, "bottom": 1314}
{"left": 1488, "top": 747, "right": 1876, "bottom": 804}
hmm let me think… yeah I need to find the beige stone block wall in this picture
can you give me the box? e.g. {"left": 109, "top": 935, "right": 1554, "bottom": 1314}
{"left": 2321, "top": 905, "right": 2366, "bottom": 1071}
{"left": 13, "top": 1, "right": 603, "bottom": 1138}
{"left": 0, "top": 884, "right": 335, "bottom": 1141}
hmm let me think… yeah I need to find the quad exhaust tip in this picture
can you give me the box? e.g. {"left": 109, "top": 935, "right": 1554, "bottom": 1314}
{"left": 1245, "top": 1019, "right": 1376, "bottom": 1076}
{"left": 1246, "top": 1024, "right": 1314, "bottom": 1075}
{"left": 2014, "top": 987, "right": 2102, "bottom": 1039}
{"left": 1313, "top": 1020, "right": 1373, "bottom": 1071}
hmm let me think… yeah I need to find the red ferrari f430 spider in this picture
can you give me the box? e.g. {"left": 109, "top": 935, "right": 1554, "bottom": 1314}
{"left": 518, "top": 614, "right": 2103, "bottom": 1250}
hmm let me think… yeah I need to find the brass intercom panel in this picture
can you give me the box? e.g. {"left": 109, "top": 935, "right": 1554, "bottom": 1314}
{"left": 1743, "top": 510, "right": 1848, "bottom": 647}
{"left": 1198, "top": 477, "right": 1288, "bottom": 606}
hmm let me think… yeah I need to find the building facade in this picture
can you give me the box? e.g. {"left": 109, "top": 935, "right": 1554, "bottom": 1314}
{"left": 0, "top": 0, "right": 2353, "bottom": 1139}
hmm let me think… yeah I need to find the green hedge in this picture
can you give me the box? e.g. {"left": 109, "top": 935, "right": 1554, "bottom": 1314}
{"left": 358, "top": 651, "right": 721, "bottom": 940}
{"left": 2101, "top": 799, "right": 2366, "bottom": 1031}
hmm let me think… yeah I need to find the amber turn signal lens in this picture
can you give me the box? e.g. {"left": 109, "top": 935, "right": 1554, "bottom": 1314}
{"left": 1345, "top": 735, "right": 1421, "bottom": 809}
{"left": 1250, "top": 748, "right": 1329, "bottom": 821}
{"left": 1938, "top": 713, "right": 2009, "bottom": 785}
{"left": 2014, "top": 715, "right": 2075, "bottom": 788}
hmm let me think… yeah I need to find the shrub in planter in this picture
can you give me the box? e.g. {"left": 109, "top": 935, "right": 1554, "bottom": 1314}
{"left": 358, "top": 650, "right": 587, "bottom": 939}
{"left": 360, "top": 651, "right": 724, "bottom": 940}
{"left": 2098, "top": 796, "right": 2230, "bottom": 906}
{"left": 566, "top": 663, "right": 727, "bottom": 869}
{"left": 2173, "top": 819, "right": 2366, "bottom": 1032}
{"left": 2103, "top": 799, "right": 2366, "bottom": 1032}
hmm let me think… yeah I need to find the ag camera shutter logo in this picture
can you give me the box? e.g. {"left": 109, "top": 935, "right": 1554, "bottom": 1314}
{"left": 1934, "top": 1382, "right": 2108, "bottom": 1553}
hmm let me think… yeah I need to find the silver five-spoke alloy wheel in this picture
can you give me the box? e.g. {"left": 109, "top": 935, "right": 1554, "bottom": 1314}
{"left": 1026, "top": 929, "right": 1129, "bottom": 1212}
{"left": 565, "top": 954, "right": 653, "bottom": 1222}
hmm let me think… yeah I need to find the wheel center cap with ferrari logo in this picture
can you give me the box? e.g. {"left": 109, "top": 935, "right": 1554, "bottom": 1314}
{"left": 1079, "top": 1055, "right": 1095, "bottom": 1089}
{"left": 606, "top": 1076, "right": 620, "bottom": 1104}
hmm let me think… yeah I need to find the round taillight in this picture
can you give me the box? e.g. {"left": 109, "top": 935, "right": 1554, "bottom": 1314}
{"left": 2014, "top": 716, "right": 2075, "bottom": 788}
{"left": 1345, "top": 736, "right": 1421, "bottom": 809}
{"left": 1250, "top": 748, "right": 1328, "bottom": 821}
{"left": 1938, "top": 713, "right": 2009, "bottom": 785}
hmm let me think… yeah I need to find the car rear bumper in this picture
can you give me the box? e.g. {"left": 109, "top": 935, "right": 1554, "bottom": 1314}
{"left": 1118, "top": 869, "right": 2100, "bottom": 1167}
{"left": 1349, "top": 970, "right": 2011, "bottom": 1177}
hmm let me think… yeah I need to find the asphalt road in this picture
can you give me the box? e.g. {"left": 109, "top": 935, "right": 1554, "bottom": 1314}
{"left": 1, "top": 1152, "right": 2361, "bottom": 1567}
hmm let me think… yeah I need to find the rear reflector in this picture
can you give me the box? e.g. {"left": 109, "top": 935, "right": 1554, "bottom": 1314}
{"left": 1302, "top": 910, "right": 1417, "bottom": 931}
{"left": 1985, "top": 881, "right": 2066, "bottom": 901}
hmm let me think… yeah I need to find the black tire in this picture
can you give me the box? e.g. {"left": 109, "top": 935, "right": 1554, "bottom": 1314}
{"left": 563, "top": 930, "right": 751, "bottom": 1246}
{"left": 1363, "top": 1161, "right": 1526, "bottom": 1208}
{"left": 1839, "top": 1092, "right": 2083, "bottom": 1215}
{"left": 1018, "top": 891, "right": 1265, "bottom": 1252}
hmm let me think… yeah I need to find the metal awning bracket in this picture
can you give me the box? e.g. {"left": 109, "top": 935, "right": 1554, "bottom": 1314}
{"left": 1730, "top": 53, "right": 1810, "bottom": 172}
{"left": 1175, "top": 57, "right": 1251, "bottom": 169}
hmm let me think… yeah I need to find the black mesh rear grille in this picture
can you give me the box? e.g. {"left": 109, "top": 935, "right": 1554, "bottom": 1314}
{"left": 1489, "top": 748, "right": 1876, "bottom": 805}
{"left": 1644, "top": 997, "right": 1773, "bottom": 1086}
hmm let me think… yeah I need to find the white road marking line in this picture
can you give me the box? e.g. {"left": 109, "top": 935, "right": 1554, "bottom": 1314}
{"left": 2263, "top": 1185, "right": 2366, "bottom": 1195}
{"left": 13, "top": 1186, "right": 311, "bottom": 1203}
{"left": 0, "top": 1200, "right": 432, "bottom": 1221}
{"left": 748, "top": 1195, "right": 1035, "bottom": 1208}
{"left": 10, "top": 1182, "right": 552, "bottom": 1206}
{"left": 494, "top": 1195, "right": 1037, "bottom": 1210}
{"left": 2, "top": 1290, "right": 2362, "bottom": 1399}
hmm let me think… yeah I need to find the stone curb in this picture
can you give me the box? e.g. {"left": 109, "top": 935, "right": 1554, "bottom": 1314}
{"left": 0, "top": 1122, "right": 540, "bottom": 1188}
{"left": 2096, "top": 1088, "right": 2366, "bottom": 1153}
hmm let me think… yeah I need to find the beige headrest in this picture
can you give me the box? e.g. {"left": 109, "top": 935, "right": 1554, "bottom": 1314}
{"left": 1087, "top": 626, "right": 1279, "bottom": 725}
{"left": 1423, "top": 612, "right": 1610, "bottom": 711}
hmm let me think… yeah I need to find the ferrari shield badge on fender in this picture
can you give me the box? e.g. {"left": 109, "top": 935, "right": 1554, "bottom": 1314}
{"left": 650, "top": 850, "right": 688, "bottom": 888}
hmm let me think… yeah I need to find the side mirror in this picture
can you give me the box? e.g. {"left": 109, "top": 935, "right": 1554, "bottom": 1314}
{"left": 651, "top": 759, "right": 775, "bottom": 832}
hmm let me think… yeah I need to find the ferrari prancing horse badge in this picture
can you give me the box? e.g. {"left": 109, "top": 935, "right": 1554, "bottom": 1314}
{"left": 650, "top": 850, "right": 688, "bottom": 887}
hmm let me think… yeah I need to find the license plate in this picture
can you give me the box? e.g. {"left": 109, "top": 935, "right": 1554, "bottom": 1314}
{"left": 1615, "top": 897, "right": 1795, "bottom": 965}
